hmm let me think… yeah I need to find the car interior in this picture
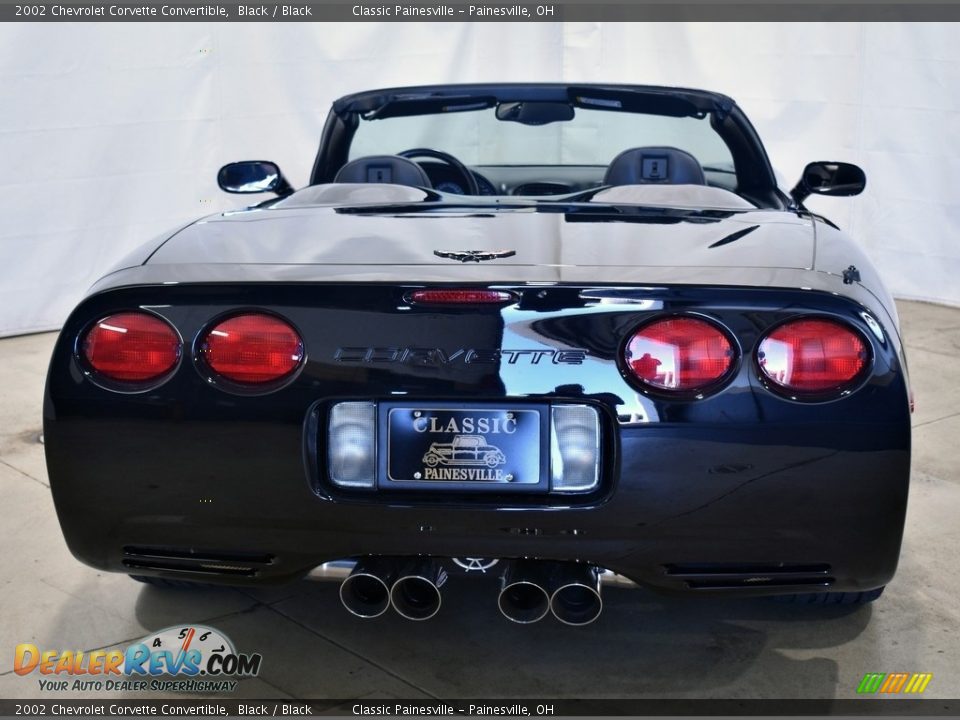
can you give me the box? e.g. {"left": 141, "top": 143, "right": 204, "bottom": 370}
{"left": 333, "top": 146, "right": 740, "bottom": 199}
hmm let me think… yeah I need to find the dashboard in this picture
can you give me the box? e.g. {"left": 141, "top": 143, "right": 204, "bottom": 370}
{"left": 417, "top": 161, "right": 498, "bottom": 196}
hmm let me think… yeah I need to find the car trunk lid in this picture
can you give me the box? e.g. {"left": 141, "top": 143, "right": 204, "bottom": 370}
{"left": 145, "top": 202, "right": 814, "bottom": 275}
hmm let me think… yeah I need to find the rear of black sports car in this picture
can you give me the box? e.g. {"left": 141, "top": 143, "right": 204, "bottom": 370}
{"left": 43, "top": 198, "right": 912, "bottom": 623}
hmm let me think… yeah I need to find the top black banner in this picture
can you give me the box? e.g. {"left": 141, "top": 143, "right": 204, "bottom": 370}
{"left": 5, "top": 0, "right": 960, "bottom": 21}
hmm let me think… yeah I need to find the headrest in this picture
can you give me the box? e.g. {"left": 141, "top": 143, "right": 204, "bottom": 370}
{"left": 333, "top": 155, "right": 432, "bottom": 188}
{"left": 603, "top": 146, "right": 706, "bottom": 186}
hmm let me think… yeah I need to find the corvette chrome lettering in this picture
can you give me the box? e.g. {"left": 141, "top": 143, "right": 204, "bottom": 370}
{"left": 334, "top": 347, "right": 586, "bottom": 365}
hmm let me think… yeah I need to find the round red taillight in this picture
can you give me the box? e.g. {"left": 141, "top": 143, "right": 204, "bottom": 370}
{"left": 623, "top": 316, "right": 735, "bottom": 393}
{"left": 200, "top": 313, "right": 303, "bottom": 384}
{"left": 758, "top": 318, "right": 869, "bottom": 394}
{"left": 81, "top": 312, "right": 181, "bottom": 383}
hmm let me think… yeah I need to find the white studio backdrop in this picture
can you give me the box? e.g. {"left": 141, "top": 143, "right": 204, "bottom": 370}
{"left": 1, "top": 22, "right": 958, "bottom": 337}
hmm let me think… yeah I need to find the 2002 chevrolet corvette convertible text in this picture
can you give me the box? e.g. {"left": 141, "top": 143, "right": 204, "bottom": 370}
{"left": 44, "top": 84, "right": 911, "bottom": 625}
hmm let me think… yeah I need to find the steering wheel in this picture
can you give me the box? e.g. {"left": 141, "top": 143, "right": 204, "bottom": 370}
{"left": 398, "top": 148, "right": 480, "bottom": 196}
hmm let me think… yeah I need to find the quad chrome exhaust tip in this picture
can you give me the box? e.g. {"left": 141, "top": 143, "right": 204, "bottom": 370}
{"left": 308, "top": 559, "right": 635, "bottom": 590}
{"left": 339, "top": 557, "right": 396, "bottom": 619}
{"left": 336, "top": 557, "right": 448, "bottom": 621}
{"left": 312, "top": 557, "right": 628, "bottom": 624}
{"left": 497, "top": 560, "right": 552, "bottom": 624}
{"left": 498, "top": 560, "right": 604, "bottom": 625}
{"left": 390, "top": 558, "right": 447, "bottom": 621}
{"left": 550, "top": 563, "right": 603, "bottom": 626}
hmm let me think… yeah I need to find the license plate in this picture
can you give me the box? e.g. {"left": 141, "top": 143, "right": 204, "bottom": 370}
{"left": 383, "top": 406, "right": 545, "bottom": 490}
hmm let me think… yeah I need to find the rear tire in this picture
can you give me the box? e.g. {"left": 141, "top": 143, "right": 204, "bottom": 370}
{"left": 774, "top": 587, "right": 885, "bottom": 605}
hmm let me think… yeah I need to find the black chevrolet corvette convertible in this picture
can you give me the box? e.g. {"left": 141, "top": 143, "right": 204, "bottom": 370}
{"left": 45, "top": 84, "right": 911, "bottom": 625}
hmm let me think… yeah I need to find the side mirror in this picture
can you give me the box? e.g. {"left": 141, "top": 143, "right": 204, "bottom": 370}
{"left": 791, "top": 161, "right": 866, "bottom": 204}
{"left": 217, "top": 161, "right": 292, "bottom": 196}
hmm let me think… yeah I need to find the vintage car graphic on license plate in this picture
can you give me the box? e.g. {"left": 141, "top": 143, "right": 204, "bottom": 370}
{"left": 386, "top": 408, "right": 541, "bottom": 486}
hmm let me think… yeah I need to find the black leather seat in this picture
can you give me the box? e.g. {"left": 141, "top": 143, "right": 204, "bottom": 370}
{"left": 603, "top": 146, "right": 706, "bottom": 186}
{"left": 333, "top": 155, "right": 432, "bottom": 188}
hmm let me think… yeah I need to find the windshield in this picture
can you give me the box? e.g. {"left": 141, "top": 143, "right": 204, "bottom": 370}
{"left": 349, "top": 106, "right": 734, "bottom": 170}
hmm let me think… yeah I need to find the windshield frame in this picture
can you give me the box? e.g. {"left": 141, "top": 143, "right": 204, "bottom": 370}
{"left": 311, "top": 83, "right": 786, "bottom": 209}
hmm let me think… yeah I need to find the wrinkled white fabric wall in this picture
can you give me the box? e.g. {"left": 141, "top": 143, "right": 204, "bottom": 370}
{"left": 0, "top": 22, "right": 957, "bottom": 336}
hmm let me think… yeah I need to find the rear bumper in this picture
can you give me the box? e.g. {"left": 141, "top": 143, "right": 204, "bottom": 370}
{"left": 45, "top": 419, "right": 909, "bottom": 596}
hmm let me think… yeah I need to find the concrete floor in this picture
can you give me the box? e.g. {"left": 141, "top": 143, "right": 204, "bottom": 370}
{"left": 1, "top": 299, "right": 958, "bottom": 700}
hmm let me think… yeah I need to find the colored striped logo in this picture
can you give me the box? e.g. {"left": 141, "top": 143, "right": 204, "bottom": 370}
{"left": 857, "top": 672, "right": 933, "bottom": 694}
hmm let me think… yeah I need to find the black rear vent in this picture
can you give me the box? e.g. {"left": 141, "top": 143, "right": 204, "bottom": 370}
{"left": 664, "top": 562, "right": 834, "bottom": 590}
{"left": 512, "top": 182, "right": 573, "bottom": 196}
{"left": 122, "top": 546, "right": 274, "bottom": 577}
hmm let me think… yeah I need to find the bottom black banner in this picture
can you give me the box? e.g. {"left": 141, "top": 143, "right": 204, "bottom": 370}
{"left": 1, "top": 699, "right": 959, "bottom": 717}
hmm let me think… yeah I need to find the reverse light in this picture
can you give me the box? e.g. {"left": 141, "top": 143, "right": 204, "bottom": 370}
{"left": 81, "top": 311, "right": 180, "bottom": 383}
{"left": 328, "top": 402, "right": 376, "bottom": 488}
{"left": 200, "top": 313, "right": 303, "bottom": 384}
{"left": 407, "top": 289, "right": 516, "bottom": 305}
{"left": 550, "top": 405, "right": 600, "bottom": 492}
{"left": 623, "top": 316, "right": 735, "bottom": 394}
{"left": 757, "top": 317, "right": 869, "bottom": 394}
